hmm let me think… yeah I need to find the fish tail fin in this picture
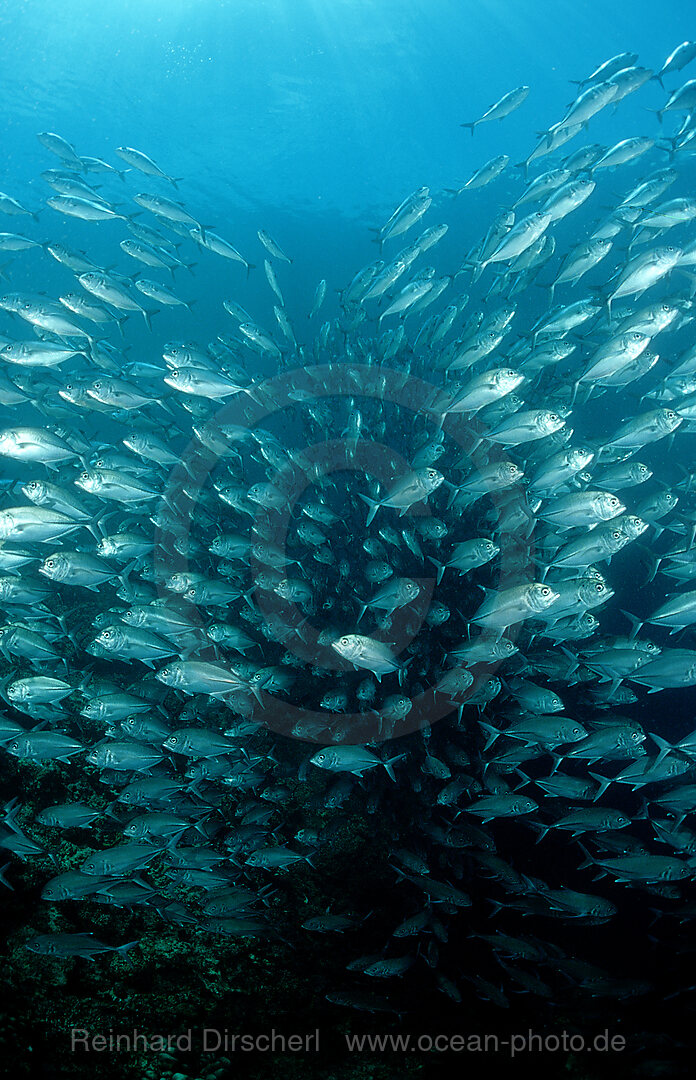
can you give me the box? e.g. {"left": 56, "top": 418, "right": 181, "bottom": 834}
{"left": 84, "top": 517, "right": 105, "bottom": 542}
{"left": 383, "top": 753, "right": 406, "bottom": 781}
{"left": 2, "top": 799, "right": 22, "bottom": 833}
{"left": 56, "top": 612, "right": 81, "bottom": 651}
{"left": 397, "top": 657, "right": 413, "bottom": 688}
{"left": 460, "top": 122, "right": 476, "bottom": 135}
{"left": 588, "top": 771, "right": 612, "bottom": 801}
{"left": 478, "top": 721, "right": 501, "bottom": 752}
{"left": 358, "top": 493, "right": 380, "bottom": 525}
{"left": 577, "top": 843, "right": 595, "bottom": 870}
{"left": 427, "top": 556, "right": 445, "bottom": 586}
{"left": 620, "top": 609, "right": 643, "bottom": 639}
{"left": 114, "top": 940, "right": 140, "bottom": 963}
{"left": 559, "top": 645, "right": 579, "bottom": 676}
{"left": 143, "top": 308, "right": 160, "bottom": 332}
{"left": 650, "top": 733, "right": 676, "bottom": 766}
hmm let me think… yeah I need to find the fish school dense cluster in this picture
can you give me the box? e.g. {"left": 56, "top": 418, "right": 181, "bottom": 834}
{"left": 2, "top": 42, "right": 696, "bottom": 1012}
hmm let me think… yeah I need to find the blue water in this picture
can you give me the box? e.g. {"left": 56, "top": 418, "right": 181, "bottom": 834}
{"left": 1, "top": 0, "right": 692, "bottom": 232}
{"left": 3, "top": 5, "right": 696, "bottom": 1075}
{"left": 0, "top": 0, "right": 693, "bottom": 367}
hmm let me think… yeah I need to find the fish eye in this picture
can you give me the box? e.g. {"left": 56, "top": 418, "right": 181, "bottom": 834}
{"left": 9, "top": 741, "right": 18, "bottom": 751}
{"left": 93, "top": 381, "right": 102, "bottom": 390}
{"left": 613, "top": 531, "right": 621, "bottom": 540}
{"left": 340, "top": 637, "right": 350, "bottom": 646}
{"left": 46, "top": 559, "right": 54, "bottom": 568}
{"left": 541, "top": 586, "right": 551, "bottom": 595}
{"left": 80, "top": 471, "right": 89, "bottom": 480}
{"left": 595, "top": 583, "right": 603, "bottom": 592}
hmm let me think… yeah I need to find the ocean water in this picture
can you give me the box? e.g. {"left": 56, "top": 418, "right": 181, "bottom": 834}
{"left": 2, "top": 2, "right": 696, "bottom": 1079}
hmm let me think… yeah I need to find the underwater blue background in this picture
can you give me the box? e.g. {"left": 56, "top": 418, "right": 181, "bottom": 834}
{"left": 1, "top": 0, "right": 693, "bottom": 269}
{"left": 2, "top": 4, "right": 696, "bottom": 1077}
{"left": 0, "top": 0, "right": 694, "bottom": 375}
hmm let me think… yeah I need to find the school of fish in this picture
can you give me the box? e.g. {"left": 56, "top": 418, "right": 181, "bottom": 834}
{"left": 3, "top": 41, "right": 696, "bottom": 1018}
